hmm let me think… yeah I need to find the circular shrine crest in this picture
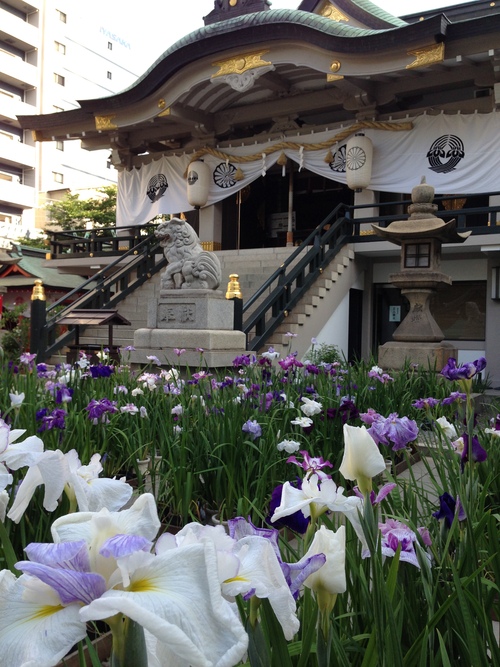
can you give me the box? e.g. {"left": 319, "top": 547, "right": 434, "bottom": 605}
{"left": 146, "top": 174, "right": 168, "bottom": 202}
{"left": 427, "top": 134, "right": 465, "bottom": 174}
{"left": 328, "top": 145, "right": 346, "bottom": 173}
{"left": 213, "top": 162, "right": 237, "bottom": 188}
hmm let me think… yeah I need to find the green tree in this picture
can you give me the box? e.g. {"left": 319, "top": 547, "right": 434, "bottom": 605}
{"left": 45, "top": 185, "right": 117, "bottom": 231}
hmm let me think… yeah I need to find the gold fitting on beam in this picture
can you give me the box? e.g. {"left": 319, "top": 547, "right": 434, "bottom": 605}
{"left": 225, "top": 273, "right": 242, "bottom": 300}
{"left": 284, "top": 310, "right": 289, "bottom": 317}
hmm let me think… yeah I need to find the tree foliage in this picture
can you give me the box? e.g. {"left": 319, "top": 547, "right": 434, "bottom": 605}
{"left": 45, "top": 185, "right": 117, "bottom": 231}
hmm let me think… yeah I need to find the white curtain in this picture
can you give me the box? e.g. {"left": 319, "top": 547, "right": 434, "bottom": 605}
{"left": 117, "top": 111, "right": 500, "bottom": 227}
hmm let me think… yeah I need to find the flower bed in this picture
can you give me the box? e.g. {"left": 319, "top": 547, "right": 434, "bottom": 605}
{"left": 0, "top": 347, "right": 498, "bottom": 666}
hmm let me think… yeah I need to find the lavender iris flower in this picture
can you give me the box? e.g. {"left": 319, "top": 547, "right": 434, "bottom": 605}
{"left": 242, "top": 419, "right": 262, "bottom": 441}
{"left": 367, "top": 412, "right": 419, "bottom": 451}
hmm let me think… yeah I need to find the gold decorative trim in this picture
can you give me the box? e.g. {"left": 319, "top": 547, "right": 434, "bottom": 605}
{"left": 406, "top": 42, "right": 445, "bottom": 69}
{"left": 327, "top": 59, "right": 343, "bottom": 81}
{"left": 201, "top": 241, "right": 222, "bottom": 251}
{"left": 212, "top": 50, "right": 272, "bottom": 78}
{"left": 321, "top": 4, "right": 349, "bottom": 22}
{"left": 95, "top": 115, "right": 117, "bottom": 130}
{"left": 158, "top": 98, "right": 166, "bottom": 109}
{"left": 157, "top": 107, "right": 171, "bottom": 117}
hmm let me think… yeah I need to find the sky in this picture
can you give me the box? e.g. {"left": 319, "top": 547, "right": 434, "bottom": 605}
{"left": 107, "top": 0, "right": 474, "bottom": 73}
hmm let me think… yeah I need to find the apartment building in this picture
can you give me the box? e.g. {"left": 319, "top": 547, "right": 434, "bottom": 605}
{"left": 0, "top": 0, "right": 140, "bottom": 246}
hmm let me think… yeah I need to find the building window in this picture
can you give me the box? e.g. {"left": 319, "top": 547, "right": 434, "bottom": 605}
{"left": 54, "top": 73, "right": 65, "bottom": 86}
{"left": 52, "top": 171, "right": 64, "bottom": 184}
{"left": 107, "top": 71, "right": 112, "bottom": 80}
{"left": 55, "top": 140, "right": 64, "bottom": 151}
{"left": 108, "top": 42, "right": 113, "bottom": 50}
{"left": 57, "top": 9, "right": 66, "bottom": 23}
{"left": 404, "top": 243, "right": 430, "bottom": 268}
{"left": 55, "top": 41, "right": 66, "bottom": 54}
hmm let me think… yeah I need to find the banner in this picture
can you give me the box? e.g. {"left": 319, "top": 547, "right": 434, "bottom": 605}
{"left": 117, "top": 111, "right": 500, "bottom": 227}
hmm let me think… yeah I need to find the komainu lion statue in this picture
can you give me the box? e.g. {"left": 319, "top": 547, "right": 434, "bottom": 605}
{"left": 155, "top": 217, "right": 222, "bottom": 290}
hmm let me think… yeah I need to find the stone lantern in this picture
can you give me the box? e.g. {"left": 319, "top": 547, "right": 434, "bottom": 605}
{"left": 372, "top": 178, "right": 470, "bottom": 370}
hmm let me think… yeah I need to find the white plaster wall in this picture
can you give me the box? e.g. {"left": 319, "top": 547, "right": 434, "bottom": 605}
{"left": 311, "top": 292, "right": 350, "bottom": 359}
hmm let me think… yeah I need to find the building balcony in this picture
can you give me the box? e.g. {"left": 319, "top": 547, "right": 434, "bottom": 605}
{"left": 0, "top": 50, "right": 37, "bottom": 89}
{"left": 0, "top": 92, "right": 36, "bottom": 126}
{"left": 0, "top": 136, "right": 36, "bottom": 169}
{"left": 0, "top": 179, "right": 35, "bottom": 209}
{"left": 0, "top": 7, "right": 39, "bottom": 51}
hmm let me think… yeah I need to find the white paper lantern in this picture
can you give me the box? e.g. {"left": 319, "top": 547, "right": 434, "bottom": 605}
{"left": 187, "top": 159, "right": 211, "bottom": 208}
{"left": 346, "top": 133, "right": 373, "bottom": 192}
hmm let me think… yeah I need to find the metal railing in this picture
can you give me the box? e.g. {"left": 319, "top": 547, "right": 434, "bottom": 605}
{"left": 38, "top": 230, "right": 166, "bottom": 360}
{"left": 241, "top": 193, "right": 500, "bottom": 351}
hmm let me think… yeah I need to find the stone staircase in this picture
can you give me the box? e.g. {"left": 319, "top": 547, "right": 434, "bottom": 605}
{"left": 263, "top": 245, "right": 359, "bottom": 360}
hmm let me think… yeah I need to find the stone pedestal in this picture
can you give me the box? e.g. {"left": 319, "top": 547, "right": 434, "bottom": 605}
{"left": 148, "top": 290, "right": 235, "bottom": 330}
{"left": 130, "top": 289, "right": 247, "bottom": 368}
{"left": 378, "top": 341, "right": 457, "bottom": 372}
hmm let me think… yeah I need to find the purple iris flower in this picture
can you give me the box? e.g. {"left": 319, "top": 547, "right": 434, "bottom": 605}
{"left": 433, "top": 492, "right": 466, "bottom": 528}
{"left": 55, "top": 384, "right": 74, "bottom": 404}
{"left": 85, "top": 398, "right": 118, "bottom": 424}
{"left": 354, "top": 482, "right": 396, "bottom": 505}
{"left": 367, "top": 413, "right": 419, "bottom": 451}
{"left": 441, "top": 391, "right": 467, "bottom": 406}
{"left": 325, "top": 399, "right": 359, "bottom": 424}
{"left": 233, "top": 354, "right": 252, "bottom": 368}
{"left": 460, "top": 432, "right": 487, "bottom": 469}
{"left": 90, "top": 364, "right": 114, "bottom": 378}
{"left": 278, "top": 354, "right": 304, "bottom": 371}
{"left": 242, "top": 419, "right": 262, "bottom": 441}
{"left": 37, "top": 408, "right": 67, "bottom": 432}
{"left": 440, "top": 357, "right": 486, "bottom": 381}
{"left": 412, "top": 397, "right": 440, "bottom": 410}
{"left": 267, "top": 482, "right": 310, "bottom": 535}
{"left": 287, "top": 450, "right": 333, "bottom": 479}
{"left": 360, "top": 408, "right": 381, "bottom": 426}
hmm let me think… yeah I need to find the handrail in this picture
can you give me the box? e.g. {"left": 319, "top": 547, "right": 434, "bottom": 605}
{"left": 42, "top": 232, "right": 166, "bottom": 360}
{"left": 241, "top": 197, "right": 500, "bottom": 352}
{"left": 243, "top": 203, "right": 353, "bottom": 351}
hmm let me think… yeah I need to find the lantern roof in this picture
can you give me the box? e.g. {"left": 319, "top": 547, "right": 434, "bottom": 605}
{"left": 371, "top": 178, "right": 472, "bottom": 245}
